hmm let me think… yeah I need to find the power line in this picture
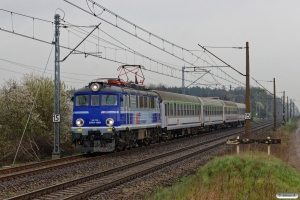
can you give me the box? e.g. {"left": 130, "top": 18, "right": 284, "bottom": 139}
{"left": 65, "top": 0, "right": 245, "bottom": 88}
{"left": 203, "top": 46, "right": 246, "bottom": 49}
{"left": 0, "top": 9, "right": 235, "bottom": 90}
{"left": 61, "top": 20, "right": 217, "bottom": 85}
{"left": 0, "top": 8, "right": 53, "bottom": 23}
{"left": 0, "top": 58, "right": 98, "bottom": 81}
{"left": 64, "top": 0, "right": 213, "bottom": 69}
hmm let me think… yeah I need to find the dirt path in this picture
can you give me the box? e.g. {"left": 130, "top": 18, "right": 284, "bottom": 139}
{"left": 287, "top": 120, "right": 300, "bottom": 173}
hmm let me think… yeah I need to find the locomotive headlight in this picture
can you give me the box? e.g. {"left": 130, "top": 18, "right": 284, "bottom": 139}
{"left": 105, "top": 118, "right": 114, "bottom": 127}
{"left": 90, "top": 83, "right": 100, "bottom": 91}
{"left": 76, "top": 118, "right": 84, "bottom": 127}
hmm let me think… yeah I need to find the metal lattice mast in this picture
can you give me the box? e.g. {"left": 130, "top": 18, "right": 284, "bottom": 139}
{"left": 182, "top": 67, "right": 185, "bottom": 94}
{"left": 290, "top": 99, "right": 292, "bottom": 121}
{"left": 53, "top": 14, "right": 61, "bottom": 158}
{"left": 273, "top": 78, "right": 276, "bottom": 131}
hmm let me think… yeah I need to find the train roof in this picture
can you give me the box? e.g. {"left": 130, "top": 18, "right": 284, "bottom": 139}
{"left": 152, "top": 90, "right": 201, "bottom": 104}
{"left": 221, "top": 100, "right": 238, "bottom": 107}
{"left": 74, "top": 85, "right": 158, "bottom": 97}
{"left": 235, "top": 102, "right": 246, "bottom": 108}
{"left": 198, "top": 97, "right": 224, "bottom": 106}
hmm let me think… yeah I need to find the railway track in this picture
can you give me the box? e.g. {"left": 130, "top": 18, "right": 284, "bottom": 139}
{"left": 0, "top": 121, "right": 261, "bottom": 183}
{"left": 5, "top": 120, "right": 276, "bottom": 200}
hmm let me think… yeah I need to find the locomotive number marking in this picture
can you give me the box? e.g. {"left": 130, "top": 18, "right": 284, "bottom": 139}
{"left": 77, "top": 128, "right": 82, "bottom": 132}
{"left": 107, "top": 128, "right": 112, "bottom": 132}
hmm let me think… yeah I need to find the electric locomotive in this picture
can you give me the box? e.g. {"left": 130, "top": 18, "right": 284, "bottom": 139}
{"left": 71, "top": 78, "right": 161, "bottom": 152}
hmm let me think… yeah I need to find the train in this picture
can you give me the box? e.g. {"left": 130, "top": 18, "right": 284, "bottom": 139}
{"left": 71, "top": 78, "right": 245, "bottom": 153}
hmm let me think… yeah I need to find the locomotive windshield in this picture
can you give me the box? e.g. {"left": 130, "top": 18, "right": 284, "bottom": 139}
{"left": 75, "top": 95, "right": 89, "bottom": 106}
{"left": 102, "top": 95, "right": 117, "bottom": 106}
{"left": 91, "top": 95, "right": 100, "bottom": 106}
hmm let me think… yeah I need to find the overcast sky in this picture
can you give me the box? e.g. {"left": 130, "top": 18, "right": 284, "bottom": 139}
{"left": 1, "top": 0, "right": 300, "bottom": 109}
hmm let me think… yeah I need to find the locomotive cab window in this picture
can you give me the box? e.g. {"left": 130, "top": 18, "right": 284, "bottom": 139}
{"left": 76, "top": 95, "right": 89, "bottom": 106}
{"left": 91, "top": 95, "right": 100, "bottom": 106}
{"left": 102, "top": 95, "right": 117, "bottom": 106}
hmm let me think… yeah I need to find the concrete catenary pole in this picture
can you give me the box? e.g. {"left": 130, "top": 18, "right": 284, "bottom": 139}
{"left": 283, "top": 91, "right": 285, "bottom": 123}
{"left": 293, "top": 100, "right": 295, "bottom": 119}
{"left": 53, "top": 14, "right": 61, "bottom": 159}
{"left": 287, "top": 96, "right": 289, "bottom": 123}
{"left": 266, "top": 97, "right": 268, "bottom": 119}
{"left": 245, "top": 42, "right": 251, "bottom": 134}
{"left": 273, "top": 78, "right": 276, "bottom": 131}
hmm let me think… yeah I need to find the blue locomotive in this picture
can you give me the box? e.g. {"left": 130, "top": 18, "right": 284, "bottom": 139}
{"left": 71, "top": 78, "right": 245, "bottom": 153}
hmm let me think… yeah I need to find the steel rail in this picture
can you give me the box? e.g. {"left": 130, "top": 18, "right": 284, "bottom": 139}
{"left": 0, "top": 122, "right": 254, "bottom": 182}
{"left": 6, "top": 121, "right": 276, "bottom": 200}
{"left": 0, "top": 120, "right": 271, "bottom": 183}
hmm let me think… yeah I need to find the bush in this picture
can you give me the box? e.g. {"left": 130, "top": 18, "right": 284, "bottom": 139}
{"left": 0, "top": 73, "right": 73, "bottom": 166}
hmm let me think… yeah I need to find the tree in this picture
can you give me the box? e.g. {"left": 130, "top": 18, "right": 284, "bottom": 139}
{"left": 0, "top": 73, "right": 73, "bottom": 166}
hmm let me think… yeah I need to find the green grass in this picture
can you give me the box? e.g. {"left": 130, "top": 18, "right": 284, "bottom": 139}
{"left": 279, "top": 119, "right": 297, "bottom": 135}
{"left": 148, "top": 152, "right": 300, "bottom": 200}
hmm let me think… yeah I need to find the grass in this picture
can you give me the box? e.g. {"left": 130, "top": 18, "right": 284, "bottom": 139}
{"left": 148, "top": 119, "right": 300, "bottom": 200}
{"left": 148, "top": 152, "right": 300, "bottom": 200}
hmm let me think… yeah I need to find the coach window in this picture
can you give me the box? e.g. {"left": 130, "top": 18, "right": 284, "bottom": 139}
{"left": 150, "top": 97, "right": 155, "bottom": 108}
{"left": 76, "top": 95, "right": 89, "bottom": 106}
{"left": 130, "top": 95, "right": 136, "bottom": 108}
{"left": 138, "top": 96, "right": 143, "bottom": 108}
{"left": 152, "top": 97, "right": 155, "bottom": 108}
{"left": 144, "top": 97, "right": 148, "bottom": 108}
{"left": 91, "top": 95, "right": 100, "bottom": 106}
{"left": 187, "top": 104, "right": 189, "bottom": 116}
{"left": 169, "top": 103, "right": 173, "bottom": 116}
{"left": 165, "top": 103, "right": 168, "bottom": 116}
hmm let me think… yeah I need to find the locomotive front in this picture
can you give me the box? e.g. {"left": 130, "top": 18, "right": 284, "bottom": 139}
{"left": 71, "top": 78, "right": 122, "bottom": 152}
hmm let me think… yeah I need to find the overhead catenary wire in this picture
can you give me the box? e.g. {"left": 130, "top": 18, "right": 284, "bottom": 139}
{"left": 61, "top": 21, "right": 215, "bottom": 85}
{"left": 0, "top": 8, "right": 53, "bottom": 23}
{"left": 0, "top": 58, "right": 115, "bottom": 79}
{"left": 64, "top": 0, "right": 245, "bottom": 88}
{"left": 0, "top": 27, "right": 217, "bottom": 88}
{"left": 61, "top": 20, "right": 224, "bottom": 88}
{"left": 1, "top": 8, "right": 240, "bottom": 90}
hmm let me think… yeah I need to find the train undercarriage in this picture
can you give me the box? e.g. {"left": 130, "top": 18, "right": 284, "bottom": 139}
{"left": 72, "top": 121, "right": 245, "bottom": 153}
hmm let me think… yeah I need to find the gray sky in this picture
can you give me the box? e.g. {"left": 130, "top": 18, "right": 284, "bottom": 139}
{"left": 1, "top": 0, "right": 300, "bottom": 109}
